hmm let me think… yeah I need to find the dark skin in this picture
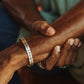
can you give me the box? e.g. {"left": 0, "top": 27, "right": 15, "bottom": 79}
{"left": 18, "top": 38, "right": 81, "bottom": 84}
{"left": 0, "top": 0, "right": 84, "bottom": 84}
{"left": 2, "top": 1, "right": 82, "bottom": 83}
{"left": 1, "top": 0, "right": 80, "bottom": 69}
{"left": 1, "top": 0, "right": 56, "bottom": 36}
{"left": 0, "top": 38, "right": 81, "bottom": 84}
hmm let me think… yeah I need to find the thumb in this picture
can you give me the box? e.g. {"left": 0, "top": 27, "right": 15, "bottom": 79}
{"left": 42, "top": 46, "right": 61, "bottom": 70}
{"left": 32, "top": 21, "right": 56, "bottom": 36}
{"left": 33, "top": 53, "right": 49, "bottom": 64}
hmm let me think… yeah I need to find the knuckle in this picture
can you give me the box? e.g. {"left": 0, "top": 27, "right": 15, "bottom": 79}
{"left": 41, "top": 21, "right": 48, "bottom": 27}
{"left": 52, "top": 54, "right": 59, "bottom": 60}
{"left": 32, "top": 21, "right": 41, "bottom": 31}
{"left": 64, "top": 44, "right": 71, "bottom": 52}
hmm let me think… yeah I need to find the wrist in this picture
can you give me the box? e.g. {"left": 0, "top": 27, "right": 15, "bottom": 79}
{"left": 0, "top": 51, "right": 15, "bottom": 84}
{"left": 8, "top": 42, "right": 29, "bottom": 71}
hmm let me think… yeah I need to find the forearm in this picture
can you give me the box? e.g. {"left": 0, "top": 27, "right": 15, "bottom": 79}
{"left": 0, "top": 40, "right": 48, "bottom": 84}
{"left": 0, "top": 0, "right": 84, "bottom": 83}
{"left": 1, "top": 0, "right": 84, "bottom": 70}
{"left": 27, "top": 0, "right": 84, "bottom": 56}
{"left": 0, "top": 64, "right": 15, "bottom": 84}
{"left": 0, "top": 42, "right": 28, "bottom": 84}
{"left": 2, "top": 0, "right": 45, "bottom": 31}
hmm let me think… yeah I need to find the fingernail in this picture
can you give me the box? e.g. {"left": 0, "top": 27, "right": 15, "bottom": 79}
{"left": 68, "top": 39, "right": 74, "bottom": 46}
{"left": 47, "top": 27, "right": 55, "bottom": 35}
{"left": 74, "top": 39, "right": 80, "bottom": 46}
{"left": 78, "top": 42, "right": 82, "bottom": 47}
{"left": 55, "top": 46, "right": 60, "bottom": 53}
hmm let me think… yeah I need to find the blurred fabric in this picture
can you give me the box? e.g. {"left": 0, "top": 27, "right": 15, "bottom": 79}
{"left": 42, "top": 0, "right": 81, "bottom": 15}
{"left": 0, "top": 5, "right": 21, "bottom": 84}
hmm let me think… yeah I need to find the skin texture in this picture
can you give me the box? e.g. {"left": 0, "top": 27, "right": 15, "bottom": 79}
{"left": 0, "top": 39, "right": 81, "bottom": 84}
{"left": 1, "top": 0, "right": 80, "bottom": 82}
{"left": 24, "top": 0, "right": 84, "bottom": 66}
{"left": 28, "top": 0, "right": 84, "bottom": 56}
{"left": 1, "top": 0, "right": 81, "bottom": 69}
{"left": 18, "top": 37, "right": 82, "bottom": 84}
{"left": 42, "top": 38, "right": 81, "bottom": 70}
{"left": 0, "top": 0, "right": 84, "bottom": 84}
{"left": 1, "top": 0, "right": 56, "bottom": 36}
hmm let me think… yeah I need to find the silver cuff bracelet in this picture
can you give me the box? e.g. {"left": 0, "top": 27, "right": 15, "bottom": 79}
{"left": 20, "top": 38, "right": 33, "bottom": 67}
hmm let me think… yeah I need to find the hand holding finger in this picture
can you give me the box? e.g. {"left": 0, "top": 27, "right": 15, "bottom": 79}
{"left": 56, "top": 38, "right": 74, "bottom": 67}
{"left": 39, "top": 46, "right": 61, "bottom": 70}
{"left": 43, "top": 46, "right": 61, "bottom": 70}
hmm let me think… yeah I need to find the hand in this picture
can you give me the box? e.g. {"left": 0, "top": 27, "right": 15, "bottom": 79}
{"left": 17, "top": 21, "right": 55, "bottom": 84}
{"left": 32, "top": 21, "right": 56, "bottom": 36}
{"left": 40, "top": 38, "right": 82, "bottom": 70}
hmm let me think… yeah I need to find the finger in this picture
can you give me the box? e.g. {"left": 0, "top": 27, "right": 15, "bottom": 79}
{"left": 34, "top": 53, "right": 49, "bottom": 63}
{"left": 78, "top": 42, "right": 82, "bottom": 48}
{"left": 42, "top": 46, "right": 61, "bottom": 70}
{"left": 71, "top": 38, "right": 80, "bottom": 62}
{"left": 65, "top": 38, "right": 80, "bottom": 65}
{"left": 72, "top": 41, "right": 82, "bottom": 62}
{"left": 56, "top": 38, "right": 74, "bottom": 67}
{"left": 33, "top": 21, "right": 56, "bottom": 36}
